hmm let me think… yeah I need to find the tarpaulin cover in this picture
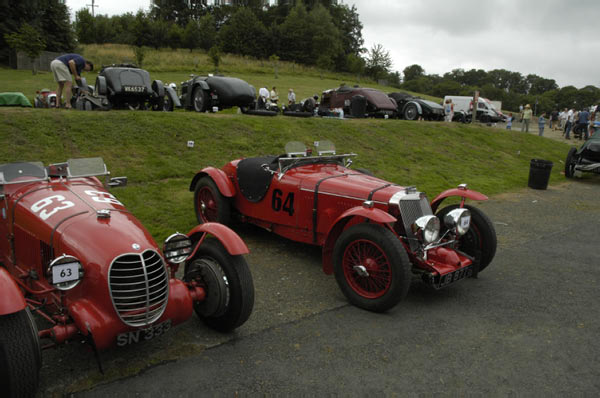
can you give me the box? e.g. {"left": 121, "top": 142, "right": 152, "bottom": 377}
{"left": 0, "top": 92, "right": 32, "bottom": 107}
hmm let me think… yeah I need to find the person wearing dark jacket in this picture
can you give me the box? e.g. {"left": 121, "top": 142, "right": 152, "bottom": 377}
{"left": 50, "top": 53, "right": 93, "bottom": 108}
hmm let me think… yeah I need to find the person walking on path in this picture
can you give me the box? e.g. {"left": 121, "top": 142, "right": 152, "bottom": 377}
{"left": 521, "top": 104, "right": 533, "bottom": 132}
{"left": 538, "top": 112, "right": 546, "bottom": 136}
{"left": 50, "top": 53, "right": 93, "bottom": 109}
{"left": 564, "top": 108, "right": 574, "bottom": 139}
{"left": 550, "top": 109, "right": 559, "bottom": 130}
{"left": 506, "top": 113, "right": 513, "bottom": 130}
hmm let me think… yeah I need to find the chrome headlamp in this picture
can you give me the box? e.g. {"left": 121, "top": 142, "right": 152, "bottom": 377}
{"left": 163, "top": 233, "right": 193, "bottom": 264}
{"left": 47, "top": 254, "right": 84, "bottom": 290}
{"left": 444, "top": 208, "right": 471, "bottom": 236}
{"left": 412, "top": 215, "right": 440, "bottom": 244}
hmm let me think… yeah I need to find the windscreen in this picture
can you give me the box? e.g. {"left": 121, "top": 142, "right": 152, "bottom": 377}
{"left": 68, "top": 157, "right": 107, "bottom": 177}
{"left": 284, "top": 141, "right": 307, "bottom": 157}
{"left": 315, "top": 140, "right": 336, "bottom": 155}
{"left": 0, "top": 162, "right": 46, "bottom": 184}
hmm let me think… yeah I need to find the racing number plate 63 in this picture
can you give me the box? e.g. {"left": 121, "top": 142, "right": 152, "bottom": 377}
{"left": 439, "top": 265, "right": 473, "bottom": 288}
{"left": 116, "top": 319, "right": 172, "bottom": 347}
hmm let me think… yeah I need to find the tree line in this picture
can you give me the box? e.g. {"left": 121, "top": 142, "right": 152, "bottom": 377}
{"left": 399, "top": 64, "right": 600, "bottom": 114}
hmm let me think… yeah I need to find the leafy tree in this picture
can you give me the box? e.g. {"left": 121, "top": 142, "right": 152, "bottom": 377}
{"left": 133, "top": 45, "right": 147, "bottom": 67}
{"left": 4, "top": 23, "right": 45, "bottom": 74}
{"left": 74, "top": 9, "right": 96, "bottom": 44}
{"left": 526, "top": 74, "right": 558, "bottom": 95}
{"left": 208, "top": 45, "right": 221, "bottom": 73}
{"left": 197, "top": 13, "right": 217, "bottom": 51}
{"left": 149, "top": 19, "right": 170, "bottom": 49}
{"left": 402, "top": 64, "right": 424, "bottom": 82}
{"left": 150, "top": 0, "right": 190, "bottom": 25}
{"left": 38, "top": 0, "right": 75, "bottom": 52}
{"left": 182, "top": 20, "right": 201, "bottom": 52}
{"left": 308, "top": 3, "right": 341, "bottom": 65}
{"left": 366, "top": 43, "right": 392, "bottom": 82}
{"left": 219, "top": 7, "right": 268, "bottom": 58}
{"left": 432, "top": 80, "right": 462, "bottom": 97}
{"left": 329, "top": 4, "right": 364, "bottom": 70}
{"left": 167, "top": 23, "right": 184, "bottom": 49}
{"left": 278, "top": 1, "right": 313, "bottom": 64}
{"left": 346, "top": 53, "right": 365, "bottom": 82}
{"left": 402, "top": 76, "right": 433, "bottom": 95}
{"left": 132, "top": 11, "right": 153, "bottom": 47}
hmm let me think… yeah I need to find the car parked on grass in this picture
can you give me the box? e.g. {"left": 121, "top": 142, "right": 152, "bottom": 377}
{"left": 190, "top": 140, "right": 497, "bottom": 313}
{"left": 388, "top": 92, "right": 445, "bottom": 121}
{"left": 0, "top": 157, "right": 254, "bottom": 397}
{"left": 179, "top": 74, "right": 256, "bottom": 113}
{"left": 318, "top": 86, "right": 397, "bottom": 118}
{"left": 73, "top": 64, "right": 178, "bottom": 111}
{"left": 565, "top": 124, "right": 600, "bottom": 178}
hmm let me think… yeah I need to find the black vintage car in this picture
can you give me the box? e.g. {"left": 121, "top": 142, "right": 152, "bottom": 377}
{"left": 179, "top": 75, "right": 256, "bottom": 113}
{"left": 388, "top": 92, "right": 445, "bottom": 121}
{"left": 565, "top": 124, "right": 600, "bottom": 178}
{"left": 80, "top": 64, "right": 179, "bottom": 111}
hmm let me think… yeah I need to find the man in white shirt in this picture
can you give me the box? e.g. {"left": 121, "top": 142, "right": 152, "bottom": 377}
{"left": 288, "top": 88, "right": 296, "bottom": 105}
{"left": 564, "top": 108, "right": 574, "bottom": 139}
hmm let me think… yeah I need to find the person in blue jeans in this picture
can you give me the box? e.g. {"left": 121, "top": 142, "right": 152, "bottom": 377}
{"left": 538, "top": 112, "right": 546, "bottom": 136}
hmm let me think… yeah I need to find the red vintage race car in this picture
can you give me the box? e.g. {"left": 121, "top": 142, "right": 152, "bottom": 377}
{"left": 0, "top": 158, "right": 254, "bottom": 397}
{"left": 191, "top": 141, "right": 497, "bottom": 313}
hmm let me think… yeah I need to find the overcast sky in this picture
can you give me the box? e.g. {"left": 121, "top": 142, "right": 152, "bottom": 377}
{"left": 66, "top": 0, "right": 599, "bottom": 89}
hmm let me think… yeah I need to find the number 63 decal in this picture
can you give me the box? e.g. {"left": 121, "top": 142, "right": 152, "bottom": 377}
{"left": 31, "top": 195, "right": 75, "bottom": 221}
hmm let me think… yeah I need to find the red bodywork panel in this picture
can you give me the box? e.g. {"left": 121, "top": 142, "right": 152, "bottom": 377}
{"left": 187, "top": 222, "right": 249, "bottom": 255}
{"left": 0, "top": 173, "right": 207, "bottom": 350}
{"left": 0, "top": 267, "right": 26, "bottom": 315}
{"left": 430, "top": 187, "right": 488, "bottom": 212}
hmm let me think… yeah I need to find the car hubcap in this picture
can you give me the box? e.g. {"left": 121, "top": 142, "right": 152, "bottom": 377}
{"left": 343, "top": 239, "right": 392, "bottom": 299}
{"left": 198, "top": 187, "right": 217, "bottom": 221}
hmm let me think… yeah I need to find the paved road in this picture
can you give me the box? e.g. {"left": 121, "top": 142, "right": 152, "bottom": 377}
{"left": 62, "top": 178, "right": 600, "bottom": 397}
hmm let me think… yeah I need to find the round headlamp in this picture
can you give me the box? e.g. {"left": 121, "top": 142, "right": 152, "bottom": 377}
{"left": 444, "top": 208, "right": 471, "bottom": 236}
{"left": 412, "top": 215, "right": 440, "bottom": 244}
{"left": 47, "top": 255, "right": 84, "bottom": 291}
{"left": 163, "top": 233, "right": 193, "bottom": 264}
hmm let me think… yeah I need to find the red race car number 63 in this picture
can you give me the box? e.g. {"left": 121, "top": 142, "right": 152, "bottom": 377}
{"left": 31, "top": 191, "right": 123, "bottom": 220}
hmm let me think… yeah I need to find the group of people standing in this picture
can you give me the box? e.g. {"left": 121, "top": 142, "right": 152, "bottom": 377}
{"left": 514, "top": 104, "right": 596, "bottom": 140}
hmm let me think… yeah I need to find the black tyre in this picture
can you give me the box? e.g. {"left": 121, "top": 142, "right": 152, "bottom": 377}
{"left": 403, "top": 103, "right": 419, "bottom": 120}
{"left": 565, "top": 147, "right": 577, "bottom": 178}
{"left": 436, "top": 204, "right": 497, "bottom": 272}
{"left": 480, "top": 115, "right": 490, "bottom": 124}
{"left": 192, "top": 86, "right": 207, "bottom": 112}
{"left": 333, "top": 223, "right": 411, "bottom": 312}
{"left": 194, "top": 176, "right": 231, "bottom": 225}
{"left": 152, "top": 95, "right": 173, "bottom": 112}
{"left": 354, "top": 168, "right": 375, "bottom": 177}
{"left": 184, "top": 239, "right": 254, "bottom": 332}
{"left": 0, "top": 308, "right": 42, "bottom": 397}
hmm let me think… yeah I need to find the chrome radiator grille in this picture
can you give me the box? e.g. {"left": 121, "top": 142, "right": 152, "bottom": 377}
{"left": 108, "top": 250, "right": 169, "bottom": 327}
{"left": 399, "top": 193, "right": 433, "bottom": 251}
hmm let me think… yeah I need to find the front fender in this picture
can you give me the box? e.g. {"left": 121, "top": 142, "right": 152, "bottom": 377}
{"left": 188, "top": 222, "right": 249, "bottom": 256}
{"left": 194, "top": 79, "right": 210, "bottom": 91}
{"left": 165, "top": 86, "right": 181, "bottom": 108}
{"left": 405, "top": 101, "right": 423, "bottom": 115}
{"left": 321, "top": 206, "right": 396, "bottom": 275}
{"left": 0, "top": 267, "right": 27, "bottom": 315}
{"left": 430, "top": 187, "right": 488, "bottom": 213}
{"left": 189, "top": 167, "right": 236, "bottom": 197}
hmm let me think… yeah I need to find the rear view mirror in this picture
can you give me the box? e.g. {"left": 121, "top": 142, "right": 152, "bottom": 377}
{"left": 108, "top": 176, "right": 127, "bottom": 187}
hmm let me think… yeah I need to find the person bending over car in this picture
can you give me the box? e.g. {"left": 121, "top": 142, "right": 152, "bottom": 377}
{"left": 50, "top": 53, "right": 93, "bottom": 109}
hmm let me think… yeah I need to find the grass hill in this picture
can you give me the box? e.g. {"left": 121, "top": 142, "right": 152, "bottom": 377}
{"left": 1, "top": 106, "right": 569, "bottom": 243}
{"left": 1, "top": 45, "right": 572, "bottom": 242}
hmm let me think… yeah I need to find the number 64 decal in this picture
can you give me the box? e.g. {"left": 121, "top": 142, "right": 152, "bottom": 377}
{"left": 271, "top": 189, "right": 294, "bottom": 216}
{"left": 31, "top": 195, "right": 75, "bottom": 221}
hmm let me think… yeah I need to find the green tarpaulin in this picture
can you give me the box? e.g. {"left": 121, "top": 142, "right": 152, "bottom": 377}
{"left": 0, "top": 92, "right": 32, "bottom": 107}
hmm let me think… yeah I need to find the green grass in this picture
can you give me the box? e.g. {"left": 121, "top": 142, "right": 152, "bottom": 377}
{"left": 0, "top": 107, "right": 570, "bottom": 244}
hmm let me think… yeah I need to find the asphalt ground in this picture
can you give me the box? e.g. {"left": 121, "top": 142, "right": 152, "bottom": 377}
{"left": 29, "top": 172, "right": 598, "bottom": 396}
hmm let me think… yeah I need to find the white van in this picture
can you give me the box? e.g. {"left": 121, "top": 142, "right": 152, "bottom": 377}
{"left": 443, "top": 95, "right": 504, "bottom": 123}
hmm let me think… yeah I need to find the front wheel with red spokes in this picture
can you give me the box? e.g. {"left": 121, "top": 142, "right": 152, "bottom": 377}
{"left": 194, "top": 176, "right": 231, "bottom": 225}
{"left": 333, "top": 223, "right": 411, "bottom": 312}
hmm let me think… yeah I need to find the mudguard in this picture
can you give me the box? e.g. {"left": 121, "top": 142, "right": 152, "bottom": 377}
{"left": 430, "top": 186, "right": 488, "bottom": 213}
{"left": 187, "top": 222, "right": 249, "bottom": 256}
{"left": 0, "top": 267, "right": 27, "bottom": 315}
{"left": 96, "top": 75, "right": 107, "bottom": 96}
{"left": 189, "top": 167, "right": 236, "bottom": 198}
{"left": 152, "top": 80, "right": 165, "bottom": 98}
{"left": 405, "top": 100, "right": 422, "bottom": 115}
{"left": 165, "top": 86, "right": 181, "bottom": 108}
{"left": 321, "top": 206, "right": 397, "bottom": 275}
{"left": 194, "top": 79, "right": 210, "bottom": 91}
